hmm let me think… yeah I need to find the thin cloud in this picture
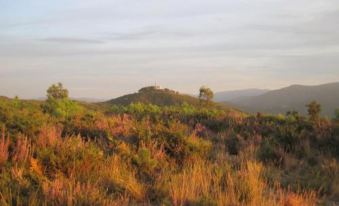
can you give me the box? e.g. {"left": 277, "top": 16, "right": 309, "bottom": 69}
{"left": 41, "top": 37, "right": 104, "bottom": 44}
{"left": 108, "top": 30, "right": 159, "bottom": 40}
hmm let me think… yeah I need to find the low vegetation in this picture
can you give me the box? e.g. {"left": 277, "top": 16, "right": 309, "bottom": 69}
{"left": 0, "top": 84, "right": 338, "bottom": 205}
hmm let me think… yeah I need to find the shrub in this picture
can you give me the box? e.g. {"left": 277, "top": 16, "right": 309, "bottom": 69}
{"left": 335, "top": 109, "right": 339, "bottom": 121}
{"left": 43, "top": 98, "right": 82, "bottom": 119}
{"left": 257, "top": 139, "right": 282, "bottom": 164}
{"left": 42, "top": 83, "right": 83, "bottom": 119}
{"left": 225, "top": 134, "right": 241, "bottom": 155}
{"left": 132, "top": 148, "right": 158, "bottom": 175}
{"left": 306, "top": 101, "right": 321, "bottom": 122}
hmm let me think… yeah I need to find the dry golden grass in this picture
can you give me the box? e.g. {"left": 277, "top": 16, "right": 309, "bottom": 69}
{"left": 11, "top": 165, "right": 27, "bottom": 186}
{"left": 42, "top": 176, "right": 115, "bottom": 206}
{"left": 279, "top": 191, "right": 317, "bottom": 206}
{"left": 12, "top": 134, "right": 31, "bottom": 164}
{"left": 37, "top": 126, "right": 62, "bottom": 148}
{"left": 0, "top": 123, "right": 320, "bottom": 206}
{"left": 30, "top": 157, "right": 43, "bottom": 176}
{"left": 167, "top": 160, "right": 217, "bottom": 206}
{"left": 0, "top": 126, "right": 10, "bottom": 167}
{"left": 99, "top": 156, "right": 145, "bottom": 201}
{"left": 165, "top": 159, "right": 317, "bottom": 206}
{"left": 140, "top": 140, "right": 166, "bottom": 162}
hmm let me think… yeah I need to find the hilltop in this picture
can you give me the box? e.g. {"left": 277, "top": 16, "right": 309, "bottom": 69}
{"left": 105, "top": 86, "right": 201, "bottom": 106}
{"left": 103, "top": 86, "right": 240, "bottom": 114}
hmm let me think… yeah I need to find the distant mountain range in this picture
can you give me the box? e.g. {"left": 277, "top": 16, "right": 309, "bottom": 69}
{"left": 214, "top": 89, "right": 269, "bottom": 102}
{"left": 73, "top": 97, "right": 106, "bottom": 103}
{"left": 217, "top": 82, "right": 339, "bottom": 117}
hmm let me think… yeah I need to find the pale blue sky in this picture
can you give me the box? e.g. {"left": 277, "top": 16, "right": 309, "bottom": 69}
{"left": 1, "top": 0, "right": 339, "bottom": 99}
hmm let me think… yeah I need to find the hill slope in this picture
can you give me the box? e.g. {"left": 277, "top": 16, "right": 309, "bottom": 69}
{"left": 214, "top": 88, "right": 269, "bottom": 102}
{"left": 105, "top": 86, "right": 201, "bottom": 106}
{"left": 228, "top": 82, "right": 339, "bottom": 116}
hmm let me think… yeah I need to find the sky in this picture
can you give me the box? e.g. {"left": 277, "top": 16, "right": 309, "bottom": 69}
{"left": 0, "top": 0, "right": 339, "bottom": 99}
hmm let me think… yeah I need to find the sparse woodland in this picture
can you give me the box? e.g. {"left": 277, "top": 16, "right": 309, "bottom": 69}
{"left": 0, "top": 85, "right": 338, "bottom": 206}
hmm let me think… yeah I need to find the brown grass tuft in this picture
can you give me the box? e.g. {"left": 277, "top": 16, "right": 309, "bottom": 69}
{"left": 12, "top": 134, "right": 31, "bottom": 164}
{"left": 0, "top": 126, "right": 10, "bottom": 167}
{"left": 42, "top": 172, "right": 135, "bottom": 205}
{"left": 277, "top": 188, "right": 317, "bottom": 206}
{"left": 99, "top": 156, "right": 145, "bottom": 200}
{"left": 30, "top": 157, "right": 43, "bottom": 176}
{"left": 37, "top": 126, "right": 62, "bottom": 148}
{"left": 166, "top": 159, "right": 317, "bottom": 206}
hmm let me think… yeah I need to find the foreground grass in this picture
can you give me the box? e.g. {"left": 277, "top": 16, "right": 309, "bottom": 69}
{"left": 0, "top": 97, "right": 338, "bottom": 205}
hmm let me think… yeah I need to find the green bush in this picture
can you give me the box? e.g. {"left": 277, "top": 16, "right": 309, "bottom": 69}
{"left": 43, "top": 98, "right": 82, "bottom": 119}
{"left": 226, "top": 134, "right": 241, "bottom": 155}
{"left": 257, "top": 139, "right": 282, "bottom": 164}
{"left": 335, "top": 109, "right": 339, "bottom": 121}
{"left": 132, "top": 148, "right": 158, "bottom": 175}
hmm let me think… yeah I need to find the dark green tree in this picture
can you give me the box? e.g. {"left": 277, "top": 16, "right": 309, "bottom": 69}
{"left": 47, "top": 82, "right": 69, "bottom": 100}
{"left": 335, "top": 109, "right": 339, "bottom": 121}
{"left": 13, "top": 96, "right": 21, "bottom": 108}
{"left": 199, "top": 86, "right": 214, "bottom": 105}
{"left": 306, "top": 101, "right": 321, "bottom": 121}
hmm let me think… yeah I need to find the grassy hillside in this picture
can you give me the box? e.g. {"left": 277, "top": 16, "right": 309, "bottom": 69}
{"left": 229, "top": 82, "right": 339, "bottom": 117}
{"left": 103, "top": 86, "right": 237, "bottom": 113}
{"left": 0, "top": 93, "right": 338, "bottom": 205}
